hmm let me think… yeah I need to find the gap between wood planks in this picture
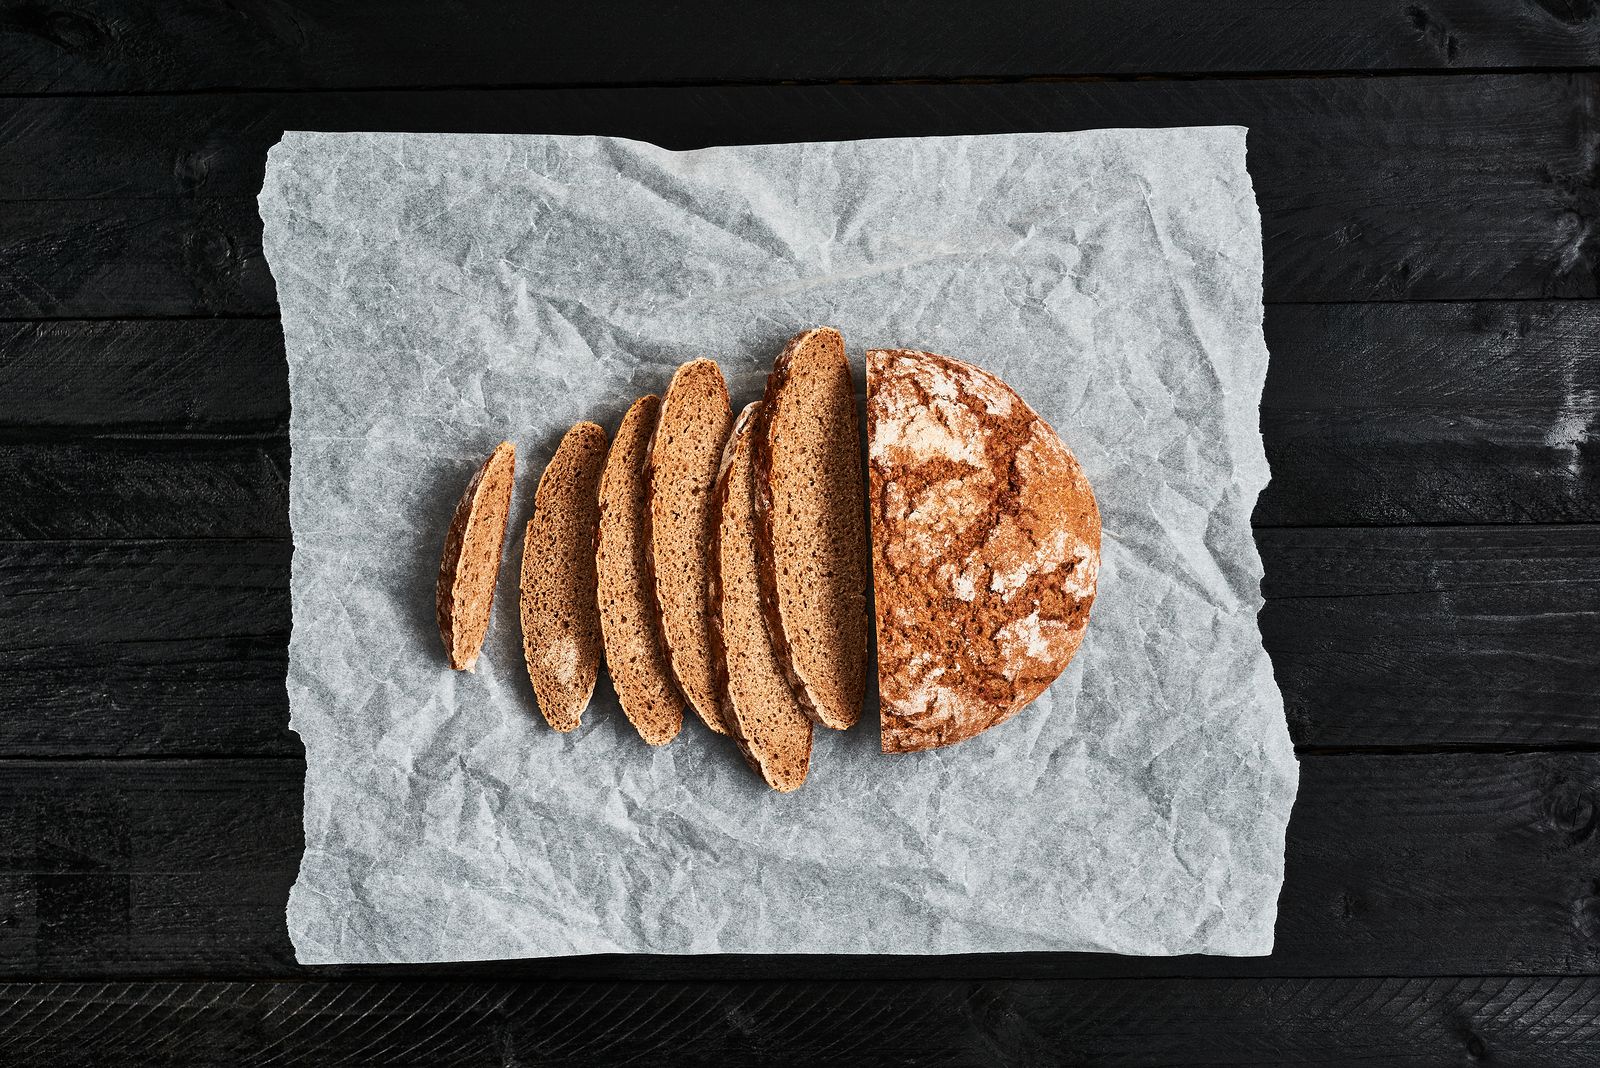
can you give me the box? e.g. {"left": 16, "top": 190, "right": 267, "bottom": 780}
{"left": 0, "top": 65, "right": 1597, "bottom": 101}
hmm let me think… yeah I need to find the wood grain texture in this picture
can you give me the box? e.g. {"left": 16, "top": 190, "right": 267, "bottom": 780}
{"left": 2, "top": 301, "right": 1595, "bottom": 534}
{"left": 1260, "top": 526, "right": 1600, "bottom": 749}
{"left": 0, "top": 540, "right": 293, "bottom": 757}
{"left": 1259, "top": 301, "right": 1600, "bottom": 525}
{"left": 4, "top": 0, "right": 1599, "bottom": 94}
{"left": 3, "top": 526, "right": 1595, "bottom": 757}
{"left": 5, "top": 753, "right": 1600, "bottom": 978}
{"left": 1, "top": 75, "right": 1598, "bottom": 315}
{"left": 0, "top": 437, "right": 288, "bottom": 539}
{"left": 2, "top": 976, "right": 1598, "bottom": 1067}
{"left": 0, "top": 319, "right": 286, "bottom": 431}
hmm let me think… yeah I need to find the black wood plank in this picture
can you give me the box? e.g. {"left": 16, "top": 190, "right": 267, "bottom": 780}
{"left": 0, "top": 540, "right": 294, "bottom": 758}
{"left": 1258, "top": 301, "right": 1600, "bottom": 526}
{"left": 2, "top": 528, "right": 1596, "bottom": 758}
{"left": 2, "top": 75, "right": 1597, "bottom": 315}
{"left": 2, "top": 302, "right": 1596, "bottom": 533}
{"left": 3, "top": 753, "right": 1600, "bottom": 978}
{"left": 0, "top": 438, "right": 289, "bottom": 540}
{"left": 0, "top": 319, "right": 287, "bottom": 432}
{"left": 6, "top": 0, "right": 1600, "bottom": 95}
{"left": 1258, "top": 526, "right": 1600, "bottom": 748}
{"left": 3, "top": 976, "right": 1597, "bottom": 1067}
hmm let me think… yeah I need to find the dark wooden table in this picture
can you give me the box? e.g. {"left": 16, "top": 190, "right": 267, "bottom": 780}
{"left": 3, "top": 3, "right": 1599, "bottom": 1064}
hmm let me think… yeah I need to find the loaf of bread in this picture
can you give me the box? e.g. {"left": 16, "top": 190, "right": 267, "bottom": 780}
{"left": 711, "top": 402, "right": 813, "bottom": 792}
{"left": 753, "top": 327, "right": 869, "bottom": 731}
{"left": 647, "top": 359, "right": 734, "bottom": 735}
{"left": 866, "top": 349, "right": 1100, "bottom": 753}
{"left": 521, "top": 422, "right": 608, "bottom": 732}
{"left": 596, "top": 395, "right": 683, "bottom": 746}
{"left": 436, "top": 440, "right": 516, "bottom": 672}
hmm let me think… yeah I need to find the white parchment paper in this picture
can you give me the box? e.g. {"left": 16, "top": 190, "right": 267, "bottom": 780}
{"left": 260, "top": 128, "right": 1298, "bottom": 962}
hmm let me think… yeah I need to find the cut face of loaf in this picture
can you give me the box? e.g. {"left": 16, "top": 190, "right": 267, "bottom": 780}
{"left": 596, "top": 395, "right": 683, "bottom": 746}
{"left": 521, "top": 422, "right": 608, "bottom": 732}
{"left": 866, "top": 349, "right": 1101, "bottom": 753}
{"left": 436, "top": 440, "right": 516, "bottom": 672}
{"left": 647, "top": 359, "right": 734, "bottom": 735}
{"left": 754, "top": 327, "right": 869, "bottom": 731}
{"left": 711, "top": 402, "right": 813, "bottom": 792}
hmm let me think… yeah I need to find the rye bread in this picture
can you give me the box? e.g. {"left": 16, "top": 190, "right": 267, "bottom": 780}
{"left": 866, "top": 348, "right": 1101, "bottom": 753}
{"left": 521, "top": 422, "right": 608, "bottom": 732}
{"left": 596, "top": 395, "right": 683, "bottom": 746}
{"left": 710, "top": 403, "right": 813, "bottom": 792}
{"left": 436, "top": 440, "right": 516, "bottom": 672}
{"left": 753, "top": 327, "right": 869, "bottom": 731}
{"left": 647, "top": 359, "right": 734, "bottom": 735}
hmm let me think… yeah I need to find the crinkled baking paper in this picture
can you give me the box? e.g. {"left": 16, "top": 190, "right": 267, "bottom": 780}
{"left": 259, "top": 128, "right": 1299, "bottom": 962}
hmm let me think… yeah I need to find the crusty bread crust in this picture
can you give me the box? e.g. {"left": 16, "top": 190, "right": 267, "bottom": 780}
{"left": 646, "top": 359, "right": 734, "bottom": 735}
{"left": 436, "top": 440, "right": 516, "bottom": 672}
{"left": 867, "top": 349, "right": 1101, "bottom": 753}
{"left": 710, "top": 403, "right": 813, "bottom": 792}
{"left": 597, "top": 395, "right": 684, "bottom": 746}
{"left": 521, "top": 422, "right": 608, "bottom": 732}
{"left": 753, "top": 327, "right": 869, "bottom": 731}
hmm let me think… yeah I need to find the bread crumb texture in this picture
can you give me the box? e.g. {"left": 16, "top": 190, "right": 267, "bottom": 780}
{"left": 648, "top": 359, "right": 734, "bottom": 735}
{"left": 867, "top": 349, "right": 1100, "bottom": 753}
{"left": 712, "top": 402, "right": 813, "bottom": 791}
{"left": 437, "top": 440, "right": 517, "bottom": 672}
{"left": 755, "top": 327, "right": 869, "bottom": 731}
{"left": 597, "top": 395, "right": 684, "bottom": 746}
{"left": 521, "top": 422, "right": 608, "bottom": 732}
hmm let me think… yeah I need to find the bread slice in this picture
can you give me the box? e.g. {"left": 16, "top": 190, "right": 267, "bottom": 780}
{"left": 436, "top": 440, "right": 516, "bottom": 672}
{"left": 867, "top": 348, "right": 1101, "bottom": 753}
{"left": 753, "top": 327, "right": 869, "bottom": 731}
{"left": 711, "top": 403, "right": 813, "bottom": 792}
{"left": 646, "top": 359, "right": 734, "bottom": 735}
{"left": 520, "top": 422, "right": 608, "bottom": 732}
{"left": 596, "top": 395, "right": 683, "bottom": 746}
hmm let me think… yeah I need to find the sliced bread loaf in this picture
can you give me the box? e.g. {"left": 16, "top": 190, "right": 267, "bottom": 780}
{"left": 711, "top": 402, "right": 813, "bottom": 792}
{"left": 647, "top": 359, "right": 734, "bottom": 735}
{"left": 867, "top": 348, "right": 1101, "bottom": 753}
{"left": 521, "top": 421, "right": 608, "bottom": 732}
{"left": 596, "top": 395, "right": 683, "bottom": 746}
{"left": 436, "top": 440, "right": 516, "bottom": 672}
{"left": 753, "top": 327, "right": 869, "bottom": 731}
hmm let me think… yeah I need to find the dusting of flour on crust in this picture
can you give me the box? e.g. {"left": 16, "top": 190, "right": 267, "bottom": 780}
{"left": 868, "top": 348, "right": 1102, "bottom": 753}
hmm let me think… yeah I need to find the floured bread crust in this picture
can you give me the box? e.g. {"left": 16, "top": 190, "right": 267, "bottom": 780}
{"left": 867, "top": 349, "right": 1101, "bottom": 753}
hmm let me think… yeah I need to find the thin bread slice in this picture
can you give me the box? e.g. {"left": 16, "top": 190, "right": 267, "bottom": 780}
{"left": 867, "top": 348, "right": 1101, "bottom": 753}
{"left": 753, "top": 327, "right": 869, "bottom": 731}
{"left": 711, "top": 403, "right": 813, "bottom": 792}
{"left": 596, "top": 395, "right": 683, "bottom": 746}
{"left": 646, "top": 359, "right": 734, "bottom": 734}
{"left": 436, "top": 440, "right": 516, "bottom": 672}
{"left": 521, "top": 421, "right": 608, "bottom": 732}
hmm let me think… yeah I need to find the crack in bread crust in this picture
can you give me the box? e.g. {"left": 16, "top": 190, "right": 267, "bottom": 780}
{"left": 868, "top": 349, "right": 1101, "bottom": 753}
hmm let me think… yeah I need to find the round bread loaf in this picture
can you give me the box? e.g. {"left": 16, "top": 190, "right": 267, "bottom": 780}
{"left": 866, "top": 349, "right": 1101, "bottom": 753}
